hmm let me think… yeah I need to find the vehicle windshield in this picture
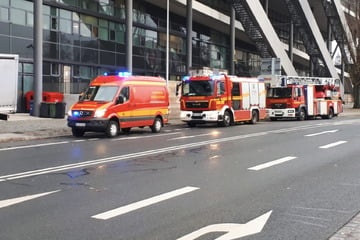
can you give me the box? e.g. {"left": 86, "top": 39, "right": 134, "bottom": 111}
{"left": 267, "top": 87, "right": 292, "bottom": 98}
{"left": 80, "top": 86, "right": 119, "bottom": 102}
{"left": 182, "top": 80, "right": 214, "bottom": 97}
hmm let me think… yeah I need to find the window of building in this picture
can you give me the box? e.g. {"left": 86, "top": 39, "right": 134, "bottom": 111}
{"left": 0, "top": 7, "right": 9, "bottom": 21}
{"left": 51, "top": 63, "right": 60, "bottom": 76}
{"left": 26, "top": 12, "right": 33, "bottom": 26}
{"left": 51, "top": 16, "right": 58, "bottom": 30}
{"left": 60, "top": 19, "right": 71, "bottom": 34}
{"left": 11, "top": 0, "right": 32, "bottom": 10}
{"left": 10, "top": 8, "right": 25, "bottom": 25}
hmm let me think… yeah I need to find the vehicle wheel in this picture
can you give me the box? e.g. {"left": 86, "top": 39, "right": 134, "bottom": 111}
{"left": 297, "top": 108, "right": 306, "bottom": 121}
{"left": 250, "top": 110, "right": 258, "bottom": 124}
{"left": 121, "top": 127, "right": 131, "bottom": 133}
{"left": 150, "top": 117, "right": 162, "bottom": 133}
{"left": 187, "top": 122, "right": 196, "bottom": 127}
{"left": 220, "top": 111, "right": 231, "bottom": 127}
{"left": 326, "top": 108, "right": 334, "bottom": 119}
{"left": 270, "top": 117, "right": 278, "bottom": 121}
{"left": 105, "top": 120, "right": 119, "bottom": 137}
{"left": 72, "top": 128, "right": 85, "bottom": 137}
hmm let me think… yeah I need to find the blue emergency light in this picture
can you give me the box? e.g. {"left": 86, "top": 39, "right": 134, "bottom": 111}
{"left": 182, "top": 76, "right": 190, "bottom": 81}
{"left": 118, "top": 71, "right": 131, "bottom": 77}
{"left": 73, "top": 111, "right": 80, "bottom": 117}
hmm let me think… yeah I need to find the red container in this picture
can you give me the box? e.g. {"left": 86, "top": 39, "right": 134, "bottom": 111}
{"left": 24, "top": 91, "right": 64, "bottom": 111}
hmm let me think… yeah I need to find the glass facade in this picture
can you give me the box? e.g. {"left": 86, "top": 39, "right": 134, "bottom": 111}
{"left": 0, "top": 0, "right": 263, "bottom": 112}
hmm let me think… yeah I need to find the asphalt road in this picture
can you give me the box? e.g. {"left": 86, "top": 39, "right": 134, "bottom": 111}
{"left": 0, "top": 117, "right": 360, "bottom": 240}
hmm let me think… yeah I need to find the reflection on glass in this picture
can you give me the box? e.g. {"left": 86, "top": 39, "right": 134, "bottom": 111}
{"left": 81, "top": 86, "right": 119, "bottom": 102}
{"left": 182, "top": 80, "right": 214, "bottom": 97}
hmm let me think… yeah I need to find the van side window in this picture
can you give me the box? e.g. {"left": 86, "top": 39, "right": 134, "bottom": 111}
{"left": 119, "top": 87, "right": 129, "bottom": 102}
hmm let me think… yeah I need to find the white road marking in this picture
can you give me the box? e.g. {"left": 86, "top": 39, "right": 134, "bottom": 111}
{"left": 177, "top": 210, "right": 272, "bottom": 240}
{"left": 92, "top": 186, "right": 199, "bottom": 220}
{"left": 305, "top": 130, "right": 338, "bottom": 137}
{"left": 111, "top": 132, "right": 181, "bottom": 141}
{"left": 0, "top": 141, "right": 69, "bottom": 152}
{"left": 0, "top": 190, "right": 60, "bottom": 209}
{"left": 319, "top": 141, "right": 347, "bottom": 149}
{"left": 170, "top": 133, "right": 217, "bottom": 140}
{"left": 248, "top": 156, "right": 297, "bottom": 171}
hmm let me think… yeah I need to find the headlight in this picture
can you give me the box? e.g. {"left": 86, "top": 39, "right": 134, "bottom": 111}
{"left": 94, "top": 109, "right": 106, "bottom": 118}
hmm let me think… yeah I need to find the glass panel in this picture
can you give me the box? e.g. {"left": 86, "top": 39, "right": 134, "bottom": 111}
{"left": 73, "top": 12, "right": 80, "bottom": 21}
{"left": 59, "top": 9, "right": 71, "bottom": 19}
{"left": 99, "top": 28, "right": 108, "bottom": 40}
{"left": 0, "top": 7, "right": 9, "bottom": 21}
{"left": 10, "top": 8, "right": 25, "bottom": 25}
{"left": 99, "top": 19, "right": 108, "bottom": 28}
{"left": 43, "top": 5, "right": 50, "bottom": 15}
{"left": 80, "top": 23, "right": 91, "bottom": 37}
{"left": 0, "top": 0, "right": 9, "bottom": 7}
{"left": 11, "top": 0, "right": 33, "bottom": 11}
{"left": 26, "top": 12, "right": 33, "bottom": 26}
{"left": 0, "top": 35, "right": 10, "bottom": 53}
{"left": 23, "top": 63, "right": 33, "bottom": 73}
{"left": 73, "top": 21, "right": 80, "bottom": 34}
{"left": 60, "top": 19, "right": 72, "bottom": 34}
{"left": 43, "top": 15, "right": 50, "bottom": 29}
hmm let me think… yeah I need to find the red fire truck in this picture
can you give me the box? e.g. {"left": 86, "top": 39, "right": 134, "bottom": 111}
{"left": 179, "top": 73, "right": 267, "bottom": 127}
{"left": 264, "top": 75, "right": 343, "bottom": 121}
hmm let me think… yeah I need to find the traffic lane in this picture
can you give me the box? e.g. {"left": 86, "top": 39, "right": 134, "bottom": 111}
{"left": 0, "top": 117, "right": 349, "bottom": 177}
{"left": 1, "top": 120, "right": 359, "bottom": 239}
{"left": 0, "top": 118, "right": 356, "bottom": 199}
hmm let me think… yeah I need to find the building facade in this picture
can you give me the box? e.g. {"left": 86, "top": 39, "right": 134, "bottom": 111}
{"left": 0, "top": 0, "right": 354, "bottom": 112}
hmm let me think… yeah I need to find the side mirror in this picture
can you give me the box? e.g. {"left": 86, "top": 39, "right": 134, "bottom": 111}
{"left": 117, "top": 96, "right": 124, "bottom": 104}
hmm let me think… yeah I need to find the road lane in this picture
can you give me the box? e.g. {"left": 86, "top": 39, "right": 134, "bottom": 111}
{"left": 0, "top": 117, "right": 360, "bottom": 239}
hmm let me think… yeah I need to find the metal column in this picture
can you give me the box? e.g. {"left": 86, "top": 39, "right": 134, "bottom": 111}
{"left": 289, "top": 20, "right": 294, "bottom": 63}
{"left": 186, "top": 0, "right": 192, "bottom": 74}
{"left": 126, "top": 0, "right": 133, "bottom": 73}
{"left": 33, "top": 0, "right": 43, "bottom": 117}
{"left": 230, "top": 7, "right": 235, "bottom": 75}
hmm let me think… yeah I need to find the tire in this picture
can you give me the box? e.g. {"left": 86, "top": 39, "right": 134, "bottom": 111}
{"left": 187, "top": 122, "right": 196, "bottom": 127}
{"left": 105, "top": 120, "right": 119, "bottom": 138}
{"left": 326, "top": 108, "right": 334, "bottom": 119}
{"left": 150, "top": 117, "right": 162, "bottom": 133}
{"left": 250, "top": 110, "right": 258, "bottom": 124}
{"left": 72, "top": 128, "right": 85, "bottom": 137}
{"left": 297, "top": 108, "right": 306, "bottom": 121}
{"left": 220, "top": 111, "right": 231, "bottom": 127}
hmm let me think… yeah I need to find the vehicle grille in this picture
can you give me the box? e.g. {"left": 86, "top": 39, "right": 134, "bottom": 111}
{"left": 271, "top": 103, "right": 287, "bottom": 109}
{"left": 186, "top": 101, "right": 208, "bottom": 108}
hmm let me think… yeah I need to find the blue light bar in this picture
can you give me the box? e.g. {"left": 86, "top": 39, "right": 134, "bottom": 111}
{"left": 118, "top": 71, "right": 131, "bottom": 77}
{"left": 182, "top": 76, "right": 190, "bottom": 81}
{"left": 103, "top": 72, "right": 108, "bottom": 76}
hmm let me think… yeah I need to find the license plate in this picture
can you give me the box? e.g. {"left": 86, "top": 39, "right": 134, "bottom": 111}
{"left": 192, "top": 112, "right": 202, "bottom": 117}
{"left": 75, "top": 122, "right": 86, "bottom": 127}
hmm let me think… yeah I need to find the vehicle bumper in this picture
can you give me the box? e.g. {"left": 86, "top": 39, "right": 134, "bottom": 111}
{"left": 180, "top": 110, "right": 221, "bottom": 123}
{"left": 266, "top": 108, "right": 296, "bottom": 118}
{"left": 67, "top": 117, "right": 109, "bottom": 132}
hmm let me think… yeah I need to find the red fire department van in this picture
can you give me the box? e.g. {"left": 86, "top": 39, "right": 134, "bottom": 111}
{"left": 67, "top": 72, "right": 169, "bottom": 137}
{"left": 179, "top": 73, "right": 267, "bottom": 127}
{"left": 264, "top": 75, "right": 343, "bottom": 120}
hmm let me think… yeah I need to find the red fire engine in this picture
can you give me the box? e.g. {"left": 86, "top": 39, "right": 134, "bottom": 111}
{"left": 264, "top": 75, "right": 343, "bottom": 120}
{"left": 179, "top": 73, "right": 267, "bottom": 127}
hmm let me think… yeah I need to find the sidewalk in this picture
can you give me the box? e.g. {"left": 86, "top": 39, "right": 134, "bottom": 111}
{"left": 0, "top": 104, "right": 359, "bottom": 143}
